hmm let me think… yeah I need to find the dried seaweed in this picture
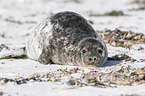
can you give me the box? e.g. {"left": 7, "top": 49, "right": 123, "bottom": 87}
{"left": 89, "top": 10, "right": 126, "bottom": 17}
{"left": 1, "top": 66, "right": 145, "bottom": 88}
{"left": 98, "top": 28, "right": 145, "bottom": 48}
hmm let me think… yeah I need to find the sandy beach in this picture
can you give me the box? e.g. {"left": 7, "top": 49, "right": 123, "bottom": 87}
{"left": 0, "top": 0, "right": 145, "bottom": 96}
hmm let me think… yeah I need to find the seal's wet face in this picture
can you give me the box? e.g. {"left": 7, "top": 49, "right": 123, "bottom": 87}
{"left": 77, "top": 38, "right": 105, "bottom": 66}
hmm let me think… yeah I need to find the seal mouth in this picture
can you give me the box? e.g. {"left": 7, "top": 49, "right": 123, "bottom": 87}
{"left": 82, "top": 54, "right": 103, "bottom": 67}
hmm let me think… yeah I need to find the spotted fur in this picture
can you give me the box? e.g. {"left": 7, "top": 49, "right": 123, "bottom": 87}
{"left": 27, "top": 11, "right": 108, "bottom": 66}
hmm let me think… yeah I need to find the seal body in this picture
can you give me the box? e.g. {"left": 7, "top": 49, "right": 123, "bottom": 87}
{"left": 27, "top": 11, "right": 108, "bottom": 66}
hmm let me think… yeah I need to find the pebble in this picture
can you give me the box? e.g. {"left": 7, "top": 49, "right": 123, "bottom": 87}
{"left": 66, "top": 79, "right": 77, "bottom": 86}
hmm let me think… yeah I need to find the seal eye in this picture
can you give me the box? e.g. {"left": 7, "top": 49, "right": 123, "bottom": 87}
{"left": 98, "top": 49, "right": 103, "bottom": 55}
{"left": 82, "top": 49, "right": 87, "bottom": 54}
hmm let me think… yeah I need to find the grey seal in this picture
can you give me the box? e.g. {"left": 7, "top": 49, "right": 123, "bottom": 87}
{"left": 27, "top": 11, "right": 108, "bottom": 66}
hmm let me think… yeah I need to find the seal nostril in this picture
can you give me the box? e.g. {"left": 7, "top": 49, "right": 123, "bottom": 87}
{"left": 89, "top": 58, "right": 92, "bottom": 61}
{"left": 94, "top": 58, "right": 97, "bottom": 61}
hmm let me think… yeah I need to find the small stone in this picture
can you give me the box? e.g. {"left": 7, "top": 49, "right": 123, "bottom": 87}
{"left": 66, "top": 79, "right": 77, "bottom": 86}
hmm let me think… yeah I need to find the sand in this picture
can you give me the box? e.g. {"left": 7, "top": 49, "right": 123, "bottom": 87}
{"left": 0, "top": 0, "right": 145, "bottom": 96}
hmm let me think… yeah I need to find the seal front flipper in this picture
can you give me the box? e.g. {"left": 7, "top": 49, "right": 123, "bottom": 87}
{"left": 38, "top": 47, "right": 53, "bottom": 64}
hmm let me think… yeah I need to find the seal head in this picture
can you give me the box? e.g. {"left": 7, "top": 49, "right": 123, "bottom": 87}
{"left": 75, "top": 37, "right": 107, "bottom": 67}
